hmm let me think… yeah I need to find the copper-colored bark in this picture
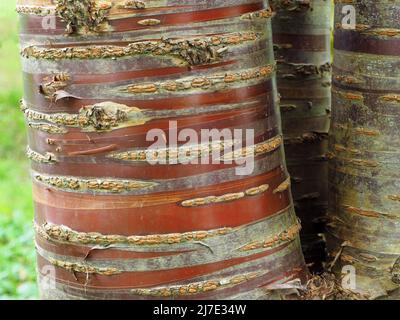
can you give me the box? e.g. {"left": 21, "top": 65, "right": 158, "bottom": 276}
{"left": 18, "top": 0, "right": 307, "bottom": 299}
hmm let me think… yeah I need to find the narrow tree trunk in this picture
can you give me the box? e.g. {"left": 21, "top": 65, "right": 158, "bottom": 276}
{"left": 17, "top": 0, "right": 307, "bottom": 299}
{"left": 328, "top": 0, "right": 400, "bottom": 299}
{"left": 271, "top": 0, "right": 332, "bottom": 272}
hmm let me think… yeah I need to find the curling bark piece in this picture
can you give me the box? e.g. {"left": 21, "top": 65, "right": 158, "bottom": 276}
{"left": 18, "top": 0, "right": 307, "bottom": 299}
{"left": 271, "top": 0, "right": 332, "bottom": 271}
{"left": 328, "top": 0, "right": 400, "bottom": 299}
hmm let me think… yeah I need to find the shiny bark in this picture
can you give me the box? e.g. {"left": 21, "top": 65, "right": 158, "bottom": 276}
{"left": 17, "top": 0, "right": 307, "bottom": 299}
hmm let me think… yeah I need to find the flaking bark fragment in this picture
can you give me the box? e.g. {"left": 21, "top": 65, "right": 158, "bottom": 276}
{"left": 273, "top": 178, "right": 291, "bottom": 194}
{"left": 181, "top": 184, "right": 270, "bottom": 208}
{"left": 238, "top": 222, "right": 301, "bottom": 251}
{"left": 122, "top": 65, "right": 275, "bottom": 94}
{"left": 23, "top": 101, "right": 149, "bottom": 132}
{"left": 49, "top": 258, "right": 121, "bottom": 276}
{"left": 16, "top": 5, "right": 54, "bottom": 16}
{"left": 37, "top": 222, "right": 233, "bottom": 246}
{"left": 131, "top": 272, "right": 261, "bottom": 297}
{"left": 39, "top": 73, "right": 70, "bottom": 100}
{"left": 21, "top": 32, "right": 258, "bottom": 65}
{"left": 56, "top": 0, "right": 112, "bottom": 35}
{"left": 34, "top": 173, "right": 158, "bottom": 193}
{"left": 26, "top": 147, "right": 57, "bottom": 164}
{"left": 241, "top": 8, "right": 275, "bottom": 20}
{"left": 120, "top": 1, "right": 146, "bottom": 9}
{"left": 221, "top": 135, "right": 283, "bottom": 160}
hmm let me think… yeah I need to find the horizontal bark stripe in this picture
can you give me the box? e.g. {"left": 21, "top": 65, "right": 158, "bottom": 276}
{"left": 277, "top": 86, "right": 331, "bottom": 100}
{"left": 21, "top": 31, "right": 263, "bottom": 61}
{"left": 332, "top": 73, "right": 400, "bottom": 95}
{"left": 26, "top": 104, "right": 276, "bottom": 149}
{"left": 24, "top": 99, "right": 271, "bottom": 134}
{"left": 46, "top": 270, "right": 305, "bottom": 300}
{"left": 29, "top": 117, "right": 277, "bottom": 156}
{"left": 35, "top": 213, "right": 300, "bottom": 272}
{"left": 19, "top": 2, "right": 266, "bottom": 35}
{"left": 30, "top": 130, "right": 276, "bottom": 159}
{"left": 37, "top": 248, "right": 306, "bottom": 298}
{"left": 16, "top": 0, "right": 262, "bottom": 12}
{"left": 29, "top": 132, "right": 279, "bottom": 165}
{"left": 333, "top": 50, "right": 400, "bottom": 79}
{"left": 31, "top": 160, "right": 285, "bottom": 198}
{"left": 273, "top": 33, "right": 329, "bottom": 51}
{"left": 34, "top": 194, "right": 291, "bottom": 237}
{"left": 24, "top": 80, "right": 274, "bottom": 112}
{"left": 59, "top": 268, "right": 302, "bottom": 298}
{"left": 334, "top": 29, "right": 400, "bottom": 56}
{"left": 27, "top": 64, "right": 275, "bottom": 97}
{"left": 40, "top": 267, "right": 304, "bottom": 300}
{"left": 35, "top": 235, "right": 192, "bottom": 260}
{"left": 36, "top": 206, "right": 298, "bottom": 248}
{"left": 36, "top": 241, "right": 293, "bottom": 289}
{"left": 31, "top": 150, "right": 282, "bottom": 190}
{"left": 110, "top": 2, "right": 267, "bottom": 32}
{"left": 30, "top": 148, "right": 282, "bottom": 181}
{"left": 33, "top": 199, "right": 291, "bottom": 237}
{"left": 24, "top": 61, "right": 236, "bottom": 86}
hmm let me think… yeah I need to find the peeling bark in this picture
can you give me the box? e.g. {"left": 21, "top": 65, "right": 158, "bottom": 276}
{"left": 328, "top": 0, "right": 400, "bottom": 299}
{"left": 17, "top": 0, "right": 307, "bottom": 299}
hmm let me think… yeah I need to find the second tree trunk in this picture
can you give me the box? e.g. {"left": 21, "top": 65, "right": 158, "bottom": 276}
{"left": 271, "top": 0, "right": 332, "bottom": 272}
{"left": 328, "top": 0, "right": 400, "bottom": 299}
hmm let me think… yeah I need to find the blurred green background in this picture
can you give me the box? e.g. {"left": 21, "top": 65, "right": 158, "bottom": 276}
{"left": 0, "top": 0, "right": 334, "bottom": 301}
{"left": 0, "top": 1, "right": 38, "bottom": 299}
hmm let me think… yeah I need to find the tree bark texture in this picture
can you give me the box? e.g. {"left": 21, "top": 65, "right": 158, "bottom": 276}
{"left": 271, "top": 0, "right": 332, "bottom": 271}
{"left": 328, "top": 0, "right": 400, "bottom": 299}
{"left": 17, "top": 0, "right": 307, "bottom": 299}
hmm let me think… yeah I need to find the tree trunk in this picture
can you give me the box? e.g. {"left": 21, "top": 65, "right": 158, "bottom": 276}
{"left": 328, "top": 0, "right": 400, "bottom": 299}
{"left": 17, "top": 0, "right": 307, "bottom": 299}
{"left": 271, "top": 0, "right": 332, "bottom": 272}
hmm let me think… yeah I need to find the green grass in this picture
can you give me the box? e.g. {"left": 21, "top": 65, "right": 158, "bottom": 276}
{"left": 0, "top": 1, "right": 38, "bottom": 299}
{"left": 0, "top": 160, "right": 37, "bottom": 300}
